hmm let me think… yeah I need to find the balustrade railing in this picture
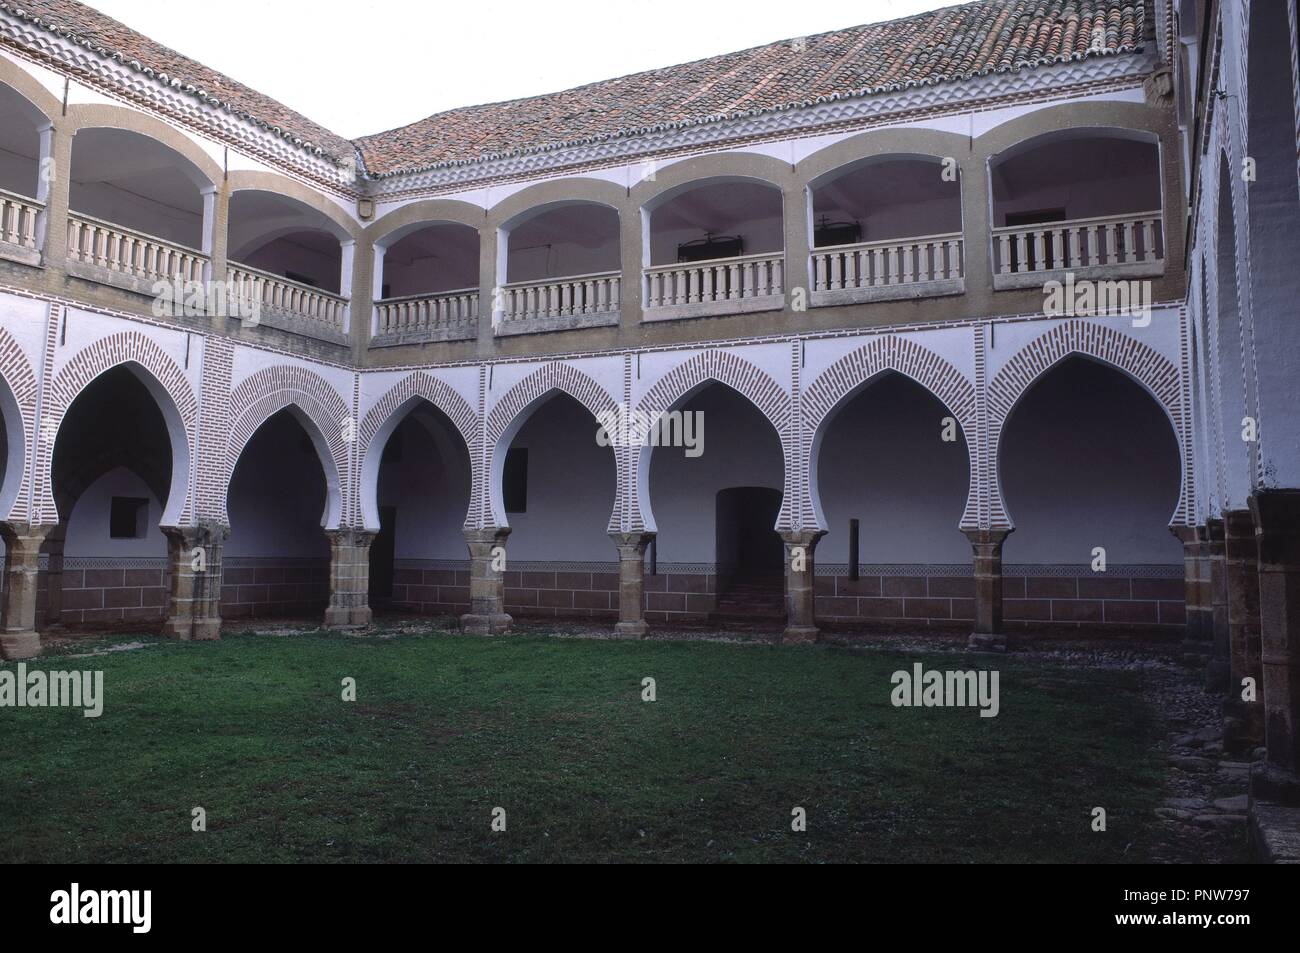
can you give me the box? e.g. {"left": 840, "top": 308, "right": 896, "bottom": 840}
{"left": 66, "top": 212, "right": 206, "bottom": 283}
{"left": 501, "top": 271, "right": 620, "bottom": 321}
{"left": 644, "top": 252, "right": 784, "bottom": 310}
{"left": 812, "top": 233, "right": 963, "bottom": 292}
{"left": 0, "top": 189, "right": 42, "bottom": 254}
{"left": 991, "top": 211, "right": 1163, "bottom": 276}
{"left": 376, "top": 289, "right": 478, "bottom": 336}
{"left": 229, "top": 263, "right": 347, "bottom": 332}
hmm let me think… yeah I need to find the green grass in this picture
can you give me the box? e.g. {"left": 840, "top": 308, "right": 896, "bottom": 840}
{"left": 0, "top": 628, "right": 1168, "bottom": 863}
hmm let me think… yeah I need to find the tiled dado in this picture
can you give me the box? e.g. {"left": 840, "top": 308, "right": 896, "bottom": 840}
{"left": 814, "top": 564, "right": 1184, "bottom": 628}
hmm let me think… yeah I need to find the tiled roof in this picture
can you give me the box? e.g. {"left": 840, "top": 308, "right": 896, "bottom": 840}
{"left": 1, "top": 0, "right": 355, "bottom": 161}
{"left": 3, "top": 0, "right": 1151, "bottom": 180}
{"left": 355, "top": 0, "right": 1152, "bottom": 177}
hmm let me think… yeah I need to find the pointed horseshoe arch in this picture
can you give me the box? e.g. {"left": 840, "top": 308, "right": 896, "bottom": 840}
{"left": 0, "top": 326, "right": 38, "bottom": 523}
{"left": 986, "top": 320, "right": 1187, "bottom": 530}
{"left": 44, "top": 331, "right": 197, "bottom": 527}
{"left": 802, "top": 336, "right": 977, "bottom": 533}
{"left": 479, "top": 362, "right": 619, "bottom": 530}
{"left": 631, "top": 350, "right": 791, "bottom": 533}
{"left": 356, "top": 371, "right": 480, "bottom": 530}
{"left": 226, "top": 366, "right": 351, "bottom": 530}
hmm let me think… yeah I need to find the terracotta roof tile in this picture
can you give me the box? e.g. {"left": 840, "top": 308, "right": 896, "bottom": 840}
{"left": 355, "top": 0, "right": 1152, "bottom": 177}
{"left": 3, "top": 0, "right": 1151, "bottom": 181}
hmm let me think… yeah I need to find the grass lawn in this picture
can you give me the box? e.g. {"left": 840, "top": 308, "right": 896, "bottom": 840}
{"left": 0, "top": 627, "right": 1169, "bottom": 863}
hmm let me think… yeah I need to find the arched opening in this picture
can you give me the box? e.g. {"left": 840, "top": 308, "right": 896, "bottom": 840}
{"left": 646, "top": 381, "right": 784, "bottom": 622}
{"left": 69, "top": 128, "right": 207, "bottom": 248}
{"left": 224, "top": 409, "right": 332, "bottom": 620}
{"left": 47, "top": 366, "right": 177, "bottom": 627}
{"left": 67, "top": 128, "right": 210, "bottom": 282}
{"left": 989, "top": 130, "right": 1163, "bottom": 280}
{"left": 0, "top": 376, "right": 24, "bottom": 522}
{"left": 809, "top": 156, "right": 963, "bottom": 299}
{"left": 374, "top": 221, "right": 480, "bottom": 339}
{"left": 813, "top": 372, "right": 971, "bottom": 625}
{"left": 498, "top": 202, "right": 620, "bottom": 325}
{"left": 228, "top": 190, "right": 351, "bottom": 333}
{"left": 494, "top": 391, "right": 617, "bottom": 619}
{"left": 642, "top": 177, "right": 785, "bottom": 315}
{"left": 229, "top": 190, "right": 346, "bottom": 292}
{"left": 0, "top": 82, "right": 46, "bottom": 262}
{"left": 370, "top": 401, "right": 473, "bottom": 616}
{"left": 1000, "top": 357, "right": 1182, "bottom": 627}
{"left": 1245, "top": 0, "right": 1300, "bottom": 482}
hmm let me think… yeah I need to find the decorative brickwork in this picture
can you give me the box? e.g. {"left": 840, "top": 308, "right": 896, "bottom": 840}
{"left": 986, "top": 319, "right": 1187, "bottom": 529}
{"left": 0, "top": 324, "right": 38, "bottom": 522}
{"left": 631, "top": 349, "right": 790, "bottom": 531}
{"left": 226, "top": 364, "right": 351, "bottom": 529}
{"left": 41, "top": 330, "right": 198, "bottom": 526}
{"left": 802, "top": 334, "right": 978, "bottom": 532}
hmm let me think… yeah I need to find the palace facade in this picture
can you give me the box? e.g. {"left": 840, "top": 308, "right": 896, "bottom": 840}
{"left": 0, "top": 0, "right": 1298, "bottom": 792}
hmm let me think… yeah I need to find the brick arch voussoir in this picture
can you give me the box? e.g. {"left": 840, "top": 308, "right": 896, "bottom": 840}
{"left": 485, "top": 362, "right": 618, "bottom": 449}
{"left": 803, "top": 336, "right": 976, "bottom": 433}
{"left": 986, "top": 320, "right": 1186, "bottom": 527}
{"left": 631, "top": 349, "right": 792, "bottom": 532}
{"left": 225, "top": 366, "right": 351, "bottom": 486}
{"left": 0, "top": 326, "right": 38, "bottom": 522}
{"left": 359, "top": 371, "right": 479, "bottom": 457}
{"left": 44, "top": 331, "right": 198, "bottom": 524}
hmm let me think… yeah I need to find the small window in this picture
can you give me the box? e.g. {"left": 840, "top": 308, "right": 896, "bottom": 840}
{"left": 109, "top": 497, "right": 148, "bottom": 539}
{"left": 503, "top": 448, "right": 528, "bottom": 514}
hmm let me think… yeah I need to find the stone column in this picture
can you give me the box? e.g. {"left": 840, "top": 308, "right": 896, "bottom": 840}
{"left": 964, "top": 528, "right": 1011, "bottom": 651}
{"left": 161, "top": 523, "right": 228, "bottom": 641}
{"left": 1250, "top": 489, "right": 1300, "bottom": 801}
{"left": 610, "top": 531, "right": 654, "bottom": 638}
{"left": 461, "top": 526, "right": 512, "bottom": 635}
{"left": 780, "top": 529, "right": 825, "bottom": 644}
{"left": 1173, "top": 525, "right": 1214, "bottom": 666}
{"left": 324, "top": 528, "right": 374, "bottom": 628}
{"left": 1223, "top": 508, "right": 1264, "bottom": 751}
{"left": 0, "top": 522, "right": 54, "bottom": 659}
{"left": 1204, "top": 518, "right": 1230, "bottom": 693}
{"left": 41, "top": 521, "right": 68, "bottom": 630}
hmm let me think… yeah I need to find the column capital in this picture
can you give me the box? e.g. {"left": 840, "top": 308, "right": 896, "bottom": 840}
{"left": 962, "top": 527, "right": 1012, "bottom": 548}
{"left": 609, "top": 530, "right": 655, "bottom": 554}
{"left": 779, "top": 528, "right": 827, "bottom": 549}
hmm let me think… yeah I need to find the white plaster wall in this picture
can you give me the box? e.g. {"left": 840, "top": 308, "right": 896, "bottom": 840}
{"left": 817, "top": 374, "right": 971, "bottom": 564}
{"left": 499, "top": 394, "right": 616, "bottom": 561}
{"left": 649, "top": 385, "right": 783, "bottom": 563}
{"left": 64, "top": 467, "right": 167, "bottom": 557}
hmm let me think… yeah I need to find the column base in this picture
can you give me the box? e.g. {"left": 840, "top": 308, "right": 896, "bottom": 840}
{"left": 461, "top": 612, "right": 512, "bottom": 635}
{"left": 323, "top": 606, "right": 372, "bottom": 629}
{"left": 161, "top": 617, "right": 222, "bottom": 641}
{"left": 612, "top": 620, "right": 647, "bottom": 639}
{"left": 1251, "top": 763, "right": 1300, "bottom": 807}
{"left": 967, "top": 632, "right": 1007, "bottom": 653}
{"left": 0, "top": 630, "right": 41, "bottom": 660}
{"left": 782, "top": 624, "right": 819, "bottom": 645}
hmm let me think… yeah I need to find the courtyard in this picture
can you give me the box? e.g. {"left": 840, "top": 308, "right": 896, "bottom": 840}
{"left": 0, "top": 624, "right": 1247, "bottom": 864}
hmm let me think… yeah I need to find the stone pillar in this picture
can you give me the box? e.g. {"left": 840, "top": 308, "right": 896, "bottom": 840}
{"left": 780, "top": 529, "right": 825, "bottom": 644}
{"left": 1250, "top": 489, "right": 1300, "bottom": 801}
{"left": 965, "top": 528, "right": 1011, "bottom": 651}
{"left": 610, "top": 531, "right": 654, "bottom": 638}
{"left": 1223, "top": 508, "right": 1264, "bottom": 751}
{"left": 0, "top": 522, "right": 54, "bottom": 659}
{"left": 461, "top": 526, "right": 512, "bottom": 635}
{"left": 161, "top": 523, "right": 228, "bottom": 641}
{"left": 1173, "top": 525, "right": 1215, "bottom": 666}
{"left": 324, "top": 528, "right": 374, "bottom": 628}
{"left": 1204, "top": 518, "right": 1230, "bottom": 693}
{"left": 39, "top": 124, "right": 74, "bottom": 272}
{"left": 40, "top": 521, "right": 68, "bottom": 630}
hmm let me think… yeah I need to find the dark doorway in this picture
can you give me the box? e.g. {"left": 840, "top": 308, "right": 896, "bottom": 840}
{"left": 715, "top": 486, "right": 783, "bottom": 585}
{"left": 370, "top": 505, "right": 397, "bottom": 605}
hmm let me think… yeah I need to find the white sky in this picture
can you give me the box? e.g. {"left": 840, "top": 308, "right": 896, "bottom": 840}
{"left": 85, "top": 0, "right": 954, "bottom": 139}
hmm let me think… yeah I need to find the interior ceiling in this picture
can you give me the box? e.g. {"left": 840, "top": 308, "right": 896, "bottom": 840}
{"left": 652, "top": 181, "right": 782, "bottom": 234}
{"left": 387, "top": 223, "right": 478, "bottom": 268}
{"left": 69, "top": 128, "right": 203, "bottom": 215}
{"left": 814, "top": 159, "right": 959, "bottom": 219}
{"left": 510, "top": 204, "right": 619, "bottom": 251}
{"left": 992, "top": 137, "right": 1159, "bottom": 202}
{"left": 0, "top": 89, "right": 39, "bottom": 165}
